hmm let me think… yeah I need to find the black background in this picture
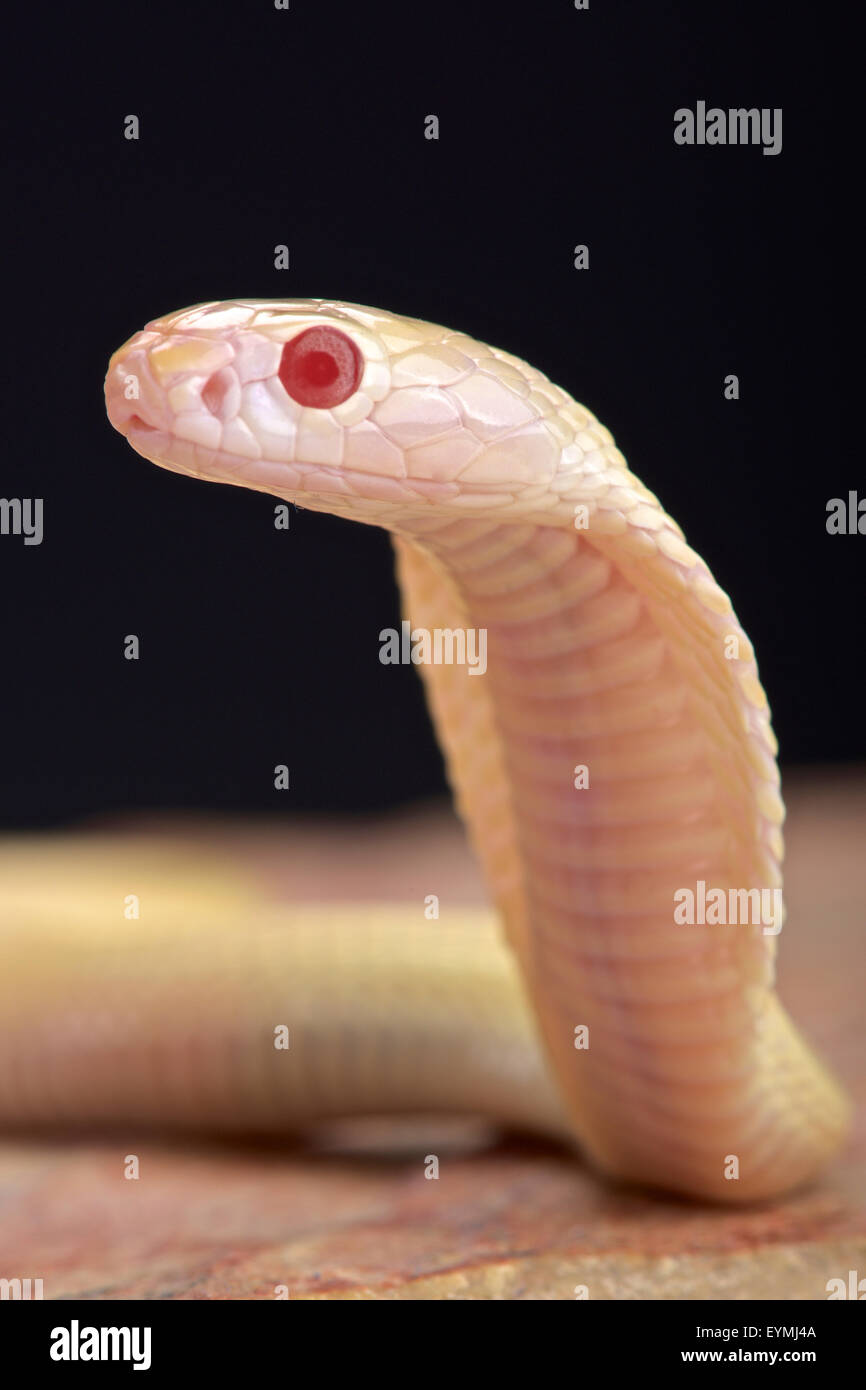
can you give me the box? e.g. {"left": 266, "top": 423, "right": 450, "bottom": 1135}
{"left": 0, "top": 1, "right": 856, "bottom": 828}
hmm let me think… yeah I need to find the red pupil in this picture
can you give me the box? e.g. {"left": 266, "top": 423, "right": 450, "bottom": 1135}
{"left": 278, "top": 326, "right": 363, "bottom": 408}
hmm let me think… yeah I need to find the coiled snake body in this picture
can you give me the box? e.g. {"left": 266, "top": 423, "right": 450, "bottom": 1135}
{"left": 34, "top": 299, "right": 851, "bottom": 1201}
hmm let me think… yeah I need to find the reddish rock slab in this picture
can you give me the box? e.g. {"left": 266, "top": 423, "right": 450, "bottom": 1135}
{"left": 0, "top": 770, "right": 863, "bottom": 1299}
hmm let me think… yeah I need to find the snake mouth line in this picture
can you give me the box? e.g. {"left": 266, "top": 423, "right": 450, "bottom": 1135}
{"left": 122, "top": 420, "right": 485, "bottom": 511}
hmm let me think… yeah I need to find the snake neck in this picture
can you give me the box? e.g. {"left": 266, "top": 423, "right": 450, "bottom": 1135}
{"left": 393, "top": 514, "right": 848, "bottom": 1201}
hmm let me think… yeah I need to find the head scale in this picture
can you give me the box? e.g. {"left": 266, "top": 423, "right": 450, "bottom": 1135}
{"left": 105, "top": 298, "right": 619, "bottom": 528}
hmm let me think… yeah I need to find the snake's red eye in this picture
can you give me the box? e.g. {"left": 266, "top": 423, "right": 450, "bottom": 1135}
{"left": 278, "top": 326, "right": 363, "bottom": 408}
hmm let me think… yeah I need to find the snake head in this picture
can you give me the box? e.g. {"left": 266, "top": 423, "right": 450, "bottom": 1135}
{"left": 105, "top": 299, "right": 623, "bottom": 527}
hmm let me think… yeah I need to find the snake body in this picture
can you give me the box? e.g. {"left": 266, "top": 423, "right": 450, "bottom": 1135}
{"left": 0, "top": 839, "right": 570, "bottom": 1141}
{"left": 54, "top": 296, "right": 847, "bottom": 1201}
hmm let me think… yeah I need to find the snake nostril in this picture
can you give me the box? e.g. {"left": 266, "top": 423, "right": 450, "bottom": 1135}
{"left": 127, "top": 413, "right": 158, "bottom": 433}
{"left": 202, "top": 367, "right": 234, "bottom": 419}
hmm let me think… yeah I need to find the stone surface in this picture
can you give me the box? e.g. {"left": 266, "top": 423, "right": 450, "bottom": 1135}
{"left": 0, "top": 770, "right": 863, "bottom": 1300}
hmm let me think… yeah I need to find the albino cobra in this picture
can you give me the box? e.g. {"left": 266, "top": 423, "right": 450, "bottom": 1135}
{"left": 22, "top": 298, "right": 855, "bottom": 1203}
